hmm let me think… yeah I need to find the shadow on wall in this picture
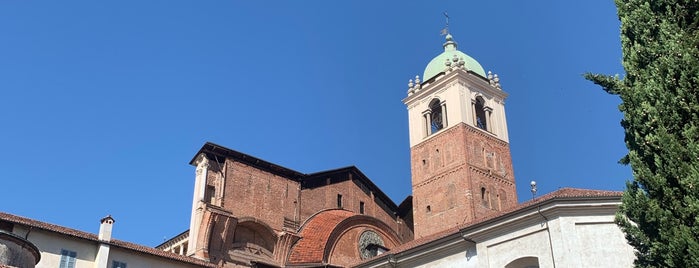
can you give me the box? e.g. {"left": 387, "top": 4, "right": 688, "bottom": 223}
{"left": 0, "top": 231, "right": 41, "bottom": 268}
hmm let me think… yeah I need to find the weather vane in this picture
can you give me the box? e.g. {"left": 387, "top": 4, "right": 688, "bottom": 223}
{"left": 441, "top": 11, "right": 450, "bottom": 36}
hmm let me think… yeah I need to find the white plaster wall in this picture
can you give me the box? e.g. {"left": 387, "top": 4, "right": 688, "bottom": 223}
{"left": 545, "top": 215, "right": 634, "bottom": 267}
{"left": 413, "top": 248, "right": 478, "bottom": 268}
{"left": 14, "top": 227, "right": 98, "bottom": 268}
{"left": 483, "top": 228, "right": 552, "bottom": 268}
{"left": 474, "top": 213, "right": 634, "bottom": 268}
{"left": 12, "top": 226, "right": 206, "bottom": 268}
{"left": 573, "top": 221, "right": 634, "bottom": 267}
{"left": 108, "top": 247, "right": 202, "bottom": 268}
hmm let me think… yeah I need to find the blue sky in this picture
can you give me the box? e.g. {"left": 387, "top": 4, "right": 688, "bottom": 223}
{"left": 0, "top": 1, "right": 627, "bottom": 247}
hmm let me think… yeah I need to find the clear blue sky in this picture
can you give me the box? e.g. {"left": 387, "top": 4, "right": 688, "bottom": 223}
{"left": 0, "top": 1, "right": 627, "bottom": 247}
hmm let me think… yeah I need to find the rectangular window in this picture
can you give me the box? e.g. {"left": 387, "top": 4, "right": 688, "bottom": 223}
{"left": 112, "top": 261, "right": 127, "bottom": 268}
{"left": 59, "top": 249, "right": 77, "bottom": 268}
{"left": 360, "top": 202, "right": 365, "bottom": 214}
{"left": 337, "top": 194, "right": 343, "bottom": 208}
{"left": 205, "top": 185, "right": 215, "bottom": 204}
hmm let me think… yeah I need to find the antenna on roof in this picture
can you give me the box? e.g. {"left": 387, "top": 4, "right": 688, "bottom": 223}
{"left": 440, "top": 11, "right": 450, "bottom": 36}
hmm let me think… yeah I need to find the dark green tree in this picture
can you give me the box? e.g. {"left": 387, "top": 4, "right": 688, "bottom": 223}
{"left": 585, "top": 0, "right": 699, "bottom": 266}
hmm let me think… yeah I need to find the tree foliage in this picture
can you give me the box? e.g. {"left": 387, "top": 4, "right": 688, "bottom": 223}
{"left": 585, "top": 0, "right": 699, "bottom": 266}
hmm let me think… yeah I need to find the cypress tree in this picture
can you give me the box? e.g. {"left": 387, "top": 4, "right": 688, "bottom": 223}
{"left": 585, "top": 1, "right": 699, "bottom": 266}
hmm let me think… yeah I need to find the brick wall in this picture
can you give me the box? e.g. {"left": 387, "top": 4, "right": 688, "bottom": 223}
{"left": 410, "top": 122, "right": 517, "bottom": 238}
{"left": 215, "top": 159, "right": 301, "bottom": 231}
{"left": 299, "top": 179, "right": 413, "bottom": 242}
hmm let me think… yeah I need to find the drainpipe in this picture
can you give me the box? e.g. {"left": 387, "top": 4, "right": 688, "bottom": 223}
{"left": 536, "top": 206, "right": 556, "bottom": 268}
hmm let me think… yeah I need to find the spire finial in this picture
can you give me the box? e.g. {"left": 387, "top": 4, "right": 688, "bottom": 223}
{"left": 440, "top": 12, "right": 450, "bottom": 36}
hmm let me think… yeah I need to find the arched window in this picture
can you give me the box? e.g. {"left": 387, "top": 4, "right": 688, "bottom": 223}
{"left": 505, "top": 256, "right": 540, "bottom": 268}
{"left": 475, "top": 96, "right": 488, "bottom": 131}
{"left": 429, "top": 99, "right": 444, "bottom": 133}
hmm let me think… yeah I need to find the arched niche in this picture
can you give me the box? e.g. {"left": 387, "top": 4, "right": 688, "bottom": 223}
{"left": 230, "top": 219, "right": 278, "bottom": 260}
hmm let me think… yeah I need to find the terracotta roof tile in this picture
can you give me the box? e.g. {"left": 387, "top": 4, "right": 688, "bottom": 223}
{"left": 0, "top": 212, "right": 217, "bottom": 268}
{"left": 287, "top": 209, "right": 355, "bottom": 264}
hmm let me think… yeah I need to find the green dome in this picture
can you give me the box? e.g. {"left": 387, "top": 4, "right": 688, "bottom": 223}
{"left": 423, "top": 34, "right": 486, "bottom": 81}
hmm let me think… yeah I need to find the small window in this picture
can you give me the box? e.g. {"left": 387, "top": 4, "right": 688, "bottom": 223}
{"left": 59, "top": 249, "right": 77, "bottom": 268}
{"left": 481, "top": 187, "right": 486, "bottom": 200}
{"left": 426, "top": 205, "right": 431, "bottom": 213}
{"left": 360, "top": 202, "right": 365, "bottom": 214}
{"left": 112, "top": 261, "right": 127, "bottom": 268}
{"left": 337, "top": 194, "right": 343, "bottom": 208}
{"left": 205, "top": 185, "right": 216, "bottom": 204}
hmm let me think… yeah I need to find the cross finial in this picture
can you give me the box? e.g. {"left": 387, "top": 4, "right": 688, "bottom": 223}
{"left": 440, "top": 11, "right": 450, "bottom": 36}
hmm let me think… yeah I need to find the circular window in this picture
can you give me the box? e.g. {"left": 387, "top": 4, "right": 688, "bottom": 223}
{"left": 358, "top": 230, "right": 385, "bottom": 260}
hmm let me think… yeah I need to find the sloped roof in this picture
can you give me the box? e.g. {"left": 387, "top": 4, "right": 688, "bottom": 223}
{"left": 191, "top": 142, "right": 305, "bottom": 180}
{"left": 0, "top": 212, "right": 217, "bottom": 268}
{"left": 287, "top": 209, "right": 355, "bottom": 265}
{"left": 353, "top": 188, "right": 623, "bottom": 266}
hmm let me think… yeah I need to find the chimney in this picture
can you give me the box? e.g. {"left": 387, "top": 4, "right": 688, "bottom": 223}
{"left": 98, "top": 215, "right": 115, "bottom": 241}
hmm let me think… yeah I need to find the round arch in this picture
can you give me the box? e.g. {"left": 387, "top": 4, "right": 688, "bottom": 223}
{"left": 231, "top": 218, "right": 278, "bottom": 259}
{"left": 505, "top": 256, "right": 540, "bottom": 268}
{"left": 324, "top": 215, "right": 402, "bottom": 264}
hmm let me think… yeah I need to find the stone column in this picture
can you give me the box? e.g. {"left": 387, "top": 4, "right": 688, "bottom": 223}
{"left": 423, "top": 110, "right": 432, "bottom": 136}
{"left": 440, "top": 101, "right": 448, "bottom": 128}
{"left": 187, "top": 154, "right": 209, "bottom": 257}
{"left": 471, "top": 100, "right": 477, "bottom": 126}
{"left": 484, "top": 107, "right": 493, "bottom": 132}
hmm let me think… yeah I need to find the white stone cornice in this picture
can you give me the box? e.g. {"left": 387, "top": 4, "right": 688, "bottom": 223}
{"left": 403, "top": 69, "right": 507, "bottom": 106}
{"left": 460, "top": 198, "right": 621, "bottom": 242}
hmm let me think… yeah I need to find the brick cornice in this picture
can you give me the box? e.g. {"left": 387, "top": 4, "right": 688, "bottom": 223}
{"left": 410, "top": 123, "right": 464, "bottom": 151}
{"left": 463, "top": 123, "right": 508, "bottom": 147}
{"left": 413, "top": 165, "right": 464, "bottom": 189}
{"left": 468, "top": 165, "right": 514, "bottom": 186}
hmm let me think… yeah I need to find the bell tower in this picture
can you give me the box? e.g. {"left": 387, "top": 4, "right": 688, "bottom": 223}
{"left": 404, "top": 34, "right": 517, "bottom": 238}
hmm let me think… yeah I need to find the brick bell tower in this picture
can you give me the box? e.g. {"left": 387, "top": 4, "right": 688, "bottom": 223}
{"left": 404, "top": 33, "right": 517, "bottom": 238}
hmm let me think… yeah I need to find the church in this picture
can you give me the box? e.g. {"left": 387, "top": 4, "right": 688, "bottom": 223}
{"left": 153, "top": 33, "right": 635, "bottom": 267}
{"left": 0, "top": 33, "right": 635, "bottom": 268}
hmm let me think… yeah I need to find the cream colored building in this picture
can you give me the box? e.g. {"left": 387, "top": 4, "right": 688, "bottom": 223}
{"left": 0, "top": 213, "right": 215, "bottom": 268}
